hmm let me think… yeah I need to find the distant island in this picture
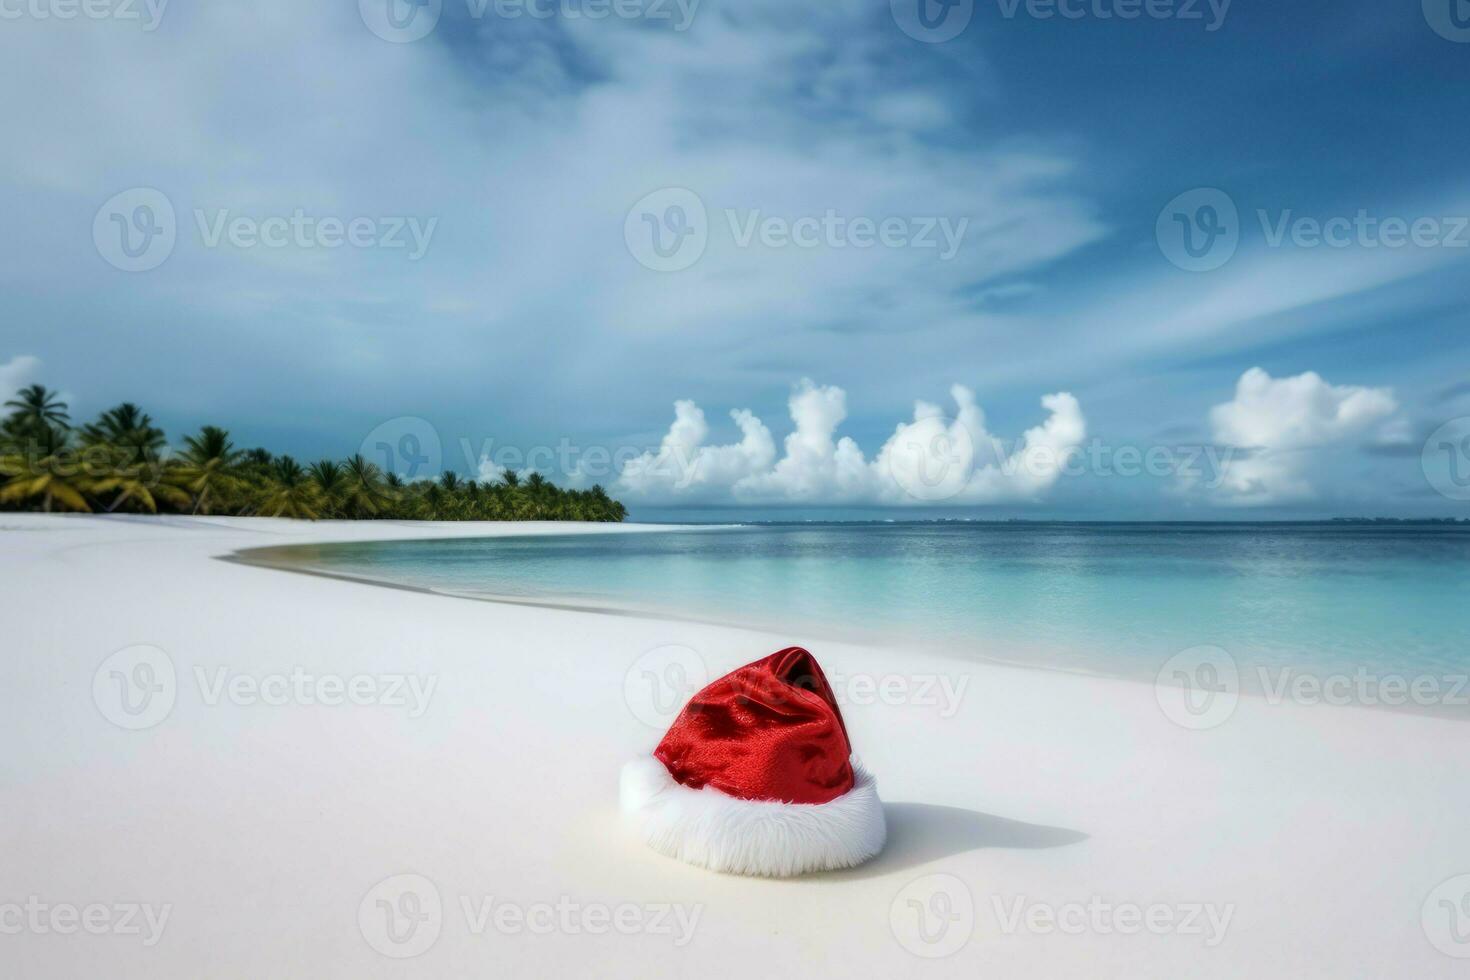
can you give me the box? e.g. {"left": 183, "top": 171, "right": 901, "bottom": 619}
{"left": 0, "top": 384, "right": 626, "bottom": 522}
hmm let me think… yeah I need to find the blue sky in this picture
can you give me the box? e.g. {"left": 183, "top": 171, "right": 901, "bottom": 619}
{"left": 1, "top": 0, "right": 1468, "bottom": 519}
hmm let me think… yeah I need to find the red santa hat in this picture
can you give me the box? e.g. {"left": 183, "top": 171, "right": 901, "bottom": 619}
{"left": 620, "top": 646, "right": 886, "bottom": 877}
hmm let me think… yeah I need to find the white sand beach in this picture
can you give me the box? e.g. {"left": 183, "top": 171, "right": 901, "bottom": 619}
{"left": 4, "top": 513, "right": 1469, "bottom": 978}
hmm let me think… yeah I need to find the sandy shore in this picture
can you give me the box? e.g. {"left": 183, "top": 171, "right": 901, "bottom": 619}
{"left": 3, "top": 513, "right": 1468, "bottom": 978}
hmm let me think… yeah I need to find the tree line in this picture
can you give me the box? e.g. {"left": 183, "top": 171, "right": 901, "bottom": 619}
{"left": 0, "top": 384, "right": 628, "bottom": 522}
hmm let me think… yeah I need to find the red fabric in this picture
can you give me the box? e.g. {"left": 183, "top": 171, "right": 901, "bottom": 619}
{"left": 654, "top": 647, "right": 855, "bottom": 805}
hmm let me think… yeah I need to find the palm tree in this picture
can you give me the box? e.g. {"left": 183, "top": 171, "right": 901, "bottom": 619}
{"left": 170, "top": 426, "right": 244, "bottom": 514}
{"left": 587, "top": 485, "right": 627, "bottom": 522}
{"left": 0, "top": 425, "right": 92, "bottom": 512}
{"left": 83, "top": 403, "right": 166, "bottom": 462}
{"left": 255, "top": 456, "right": 324, "bottom": 519}
{"left": 340, "top": 454, "right": 390, "bottom": 518}
{"left": 308, "top": 459, "right": 346, "bottom": 517}
{"left": 92, "top": 463, "right": 191, "bottom": 514}
{"left": 3, "top": 384, "right": 69, "bottom": 435}
{"left": 0, "top": 461, "right": 92, "bottom": 512}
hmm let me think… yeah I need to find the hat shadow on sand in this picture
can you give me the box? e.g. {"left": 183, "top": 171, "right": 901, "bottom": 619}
{"left": 818, "top": 802, "right": 1088, "bottom": 881}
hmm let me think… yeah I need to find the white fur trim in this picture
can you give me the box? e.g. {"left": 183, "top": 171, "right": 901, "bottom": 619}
{"left": 619, "top": 756, "right": 886, "bottom": 877}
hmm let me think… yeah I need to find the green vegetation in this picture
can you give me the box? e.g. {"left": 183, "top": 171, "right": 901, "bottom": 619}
{"left": 0, "top": 385, "right": 627, "bottom": 522}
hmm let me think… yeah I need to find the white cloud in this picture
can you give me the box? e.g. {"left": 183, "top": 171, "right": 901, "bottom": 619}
{"left": 616, "top": 380, "right": 1087, "bottom": 506}
{"left": 1196, "top": 367, "right": 1399, "bottom": 505}
{"left": 617, "top": 400, "right": 776, "bottom": 496}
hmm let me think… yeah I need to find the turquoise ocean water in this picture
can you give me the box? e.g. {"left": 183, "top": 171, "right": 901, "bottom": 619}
{"left": 251, "top": 523, "right": 1470, "bottom": 684}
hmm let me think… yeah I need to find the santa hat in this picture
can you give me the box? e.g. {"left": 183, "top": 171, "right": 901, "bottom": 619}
{"left": 620, "top": 646, "right": 886, "bottom": 877}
